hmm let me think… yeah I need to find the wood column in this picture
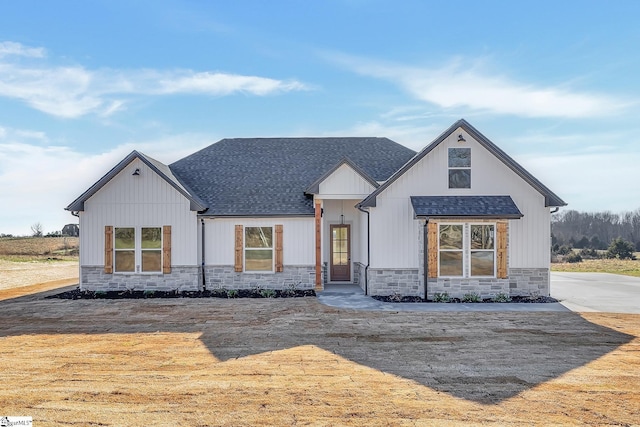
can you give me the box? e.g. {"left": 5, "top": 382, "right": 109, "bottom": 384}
{"left": 315, "top": 200, "right": 322, "bottom": 290}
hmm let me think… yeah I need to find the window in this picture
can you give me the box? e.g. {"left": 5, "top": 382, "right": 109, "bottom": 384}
{"left": 448, "top": 148, "right": 471, "bottom": 188}
{"left": 113, "top": 227, "right": 162, "bottom": 273}
{"left": 245, "top": 226, "right": 273, "bottom": 271}
{"left": 470, "top": 224, "right": 495, "bottom": 276}
{"left": 438, "top": 223, "right": 495, "bottom": 277}
{"left": 114, "top": 227, "right": 135, "bottom": 272}
{"left": 141, "top": 227, "right": 162, "bottom": 272}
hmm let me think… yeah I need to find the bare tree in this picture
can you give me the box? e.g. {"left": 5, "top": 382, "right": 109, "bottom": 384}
{"left": 31, "top": 222, "right": 43, "bottom": 237}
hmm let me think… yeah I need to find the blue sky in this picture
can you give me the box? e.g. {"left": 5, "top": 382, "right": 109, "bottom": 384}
{"left": 1, "top": 0, "right": 639, "bottom": 235}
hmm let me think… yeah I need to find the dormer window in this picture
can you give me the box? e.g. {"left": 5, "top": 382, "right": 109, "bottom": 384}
{"left": 448, "top": 148, "right": 471, "bottom": 189}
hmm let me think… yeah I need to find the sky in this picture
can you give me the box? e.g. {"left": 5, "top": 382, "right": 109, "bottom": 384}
{"left": 1, "top": 0, "right": 639, "bottom": 235}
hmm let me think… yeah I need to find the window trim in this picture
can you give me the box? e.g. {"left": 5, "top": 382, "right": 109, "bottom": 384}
{"left": 243, "top": 225, "right": 275, "bottom": 273}
{"left": 113, "top": 226, "right": 163, "bottom": 274}
{"left": 448, "top": 147, "right": 471, "bottom": 189}
{"left": 437, "top": 222, "right": 496, "bottom": 278}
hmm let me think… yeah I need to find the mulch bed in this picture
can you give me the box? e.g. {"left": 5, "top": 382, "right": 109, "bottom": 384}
{"left": 46, "top": 288, "right": 316, "bottom": 300}
{"left": 372, "top": 295, "right": 559, "bottom": 303}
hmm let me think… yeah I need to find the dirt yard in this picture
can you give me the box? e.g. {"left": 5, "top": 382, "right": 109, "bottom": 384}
{"left": 0, "top": 283, "right": 638, "bottom": 426}
{"left": 0, "top": 259, "right": 78, "bottom": 291}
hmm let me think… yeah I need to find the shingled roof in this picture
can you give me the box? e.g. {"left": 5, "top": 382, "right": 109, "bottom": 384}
{"left": 169, "top": 137, "right": 416, "bottom": 216}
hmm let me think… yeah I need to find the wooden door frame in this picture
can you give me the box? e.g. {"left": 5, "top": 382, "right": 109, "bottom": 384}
{"left": 329, "top": 224, "right": 351, "bottom": 282}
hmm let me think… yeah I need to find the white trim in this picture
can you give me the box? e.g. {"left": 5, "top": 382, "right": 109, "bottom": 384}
{"left": 437, "top": 222, "right": 496, "bottom": 278}
{"left": 243, "top": 225, "right": 275, "bottom": 273}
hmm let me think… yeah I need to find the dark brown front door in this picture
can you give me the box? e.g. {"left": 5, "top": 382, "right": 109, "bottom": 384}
{"left": 330, "top": 224, "right": 350, "bottom": 281}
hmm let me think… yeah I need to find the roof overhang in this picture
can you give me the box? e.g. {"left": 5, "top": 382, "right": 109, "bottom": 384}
{"left": 65, "top": 150, "right": 207, "bottom": 212}
{"left": 410, "top": 195, "right": 524, "bottom": 220}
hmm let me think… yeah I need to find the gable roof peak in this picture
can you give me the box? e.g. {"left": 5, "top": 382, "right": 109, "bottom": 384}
{"left": 358, "top": 119, "right": 567, "bottom": 208}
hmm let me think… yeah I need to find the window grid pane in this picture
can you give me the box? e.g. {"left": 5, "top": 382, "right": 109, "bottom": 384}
{"left": 142, "top": 250, "right": 162, "bottom": 272}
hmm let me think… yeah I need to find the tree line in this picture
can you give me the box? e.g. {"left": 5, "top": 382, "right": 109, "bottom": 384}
{"left": 551, "top": 209, "right": 640, "bottom": 251}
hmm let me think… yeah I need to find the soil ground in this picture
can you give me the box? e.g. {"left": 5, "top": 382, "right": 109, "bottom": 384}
{"left": 0, "top": 281, "right": 638, "bottom": 426}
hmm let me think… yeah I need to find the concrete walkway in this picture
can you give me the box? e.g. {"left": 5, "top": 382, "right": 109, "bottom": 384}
{"left": 317, "top": 284, "right": 570, "bottom": 312}
{"left": 551, "top": 272, "right": 640, "bottom": 314}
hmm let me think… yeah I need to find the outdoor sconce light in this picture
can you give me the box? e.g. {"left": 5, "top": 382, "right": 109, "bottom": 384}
{"left": 457, "top": 134, "right": 466, "bottom": 142}
{"left": 132, "top": 168, "right": 141, "bottom": 176}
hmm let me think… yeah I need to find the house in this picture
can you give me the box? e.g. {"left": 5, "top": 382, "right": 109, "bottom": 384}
{"left": 62, "top": 223, "right": 80, "bottom": 237}
{"left": 66, "top": 119, "right": 566, "bottom": 299}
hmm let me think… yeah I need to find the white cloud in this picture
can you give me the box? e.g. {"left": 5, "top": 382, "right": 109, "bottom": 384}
{"left": 0, "top": 41, "right": 309, "bottom": 118}
{"left": 0, "top": 41, "right": 46, "bottom": 58}
{"left": 325, "top": 52, "right": 628, "bottom": 119}
{"left": 0, "top": 131, "right": 215, "bottom": 235}
{"left": 518, "top": 149, "right": 640, "bottom": 213}
{"left": 322, "top": 120, "right": 441, "bottom": 151}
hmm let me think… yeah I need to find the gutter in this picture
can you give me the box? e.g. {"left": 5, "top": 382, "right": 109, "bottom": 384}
{"left": 423, "top": 219, "right": 429, "bottom": 301}
{"left": 200, "top": 218, "right": 206, "bottom": 291}
{"left": 356, "top": 204, "right": 370, "bottom": 296}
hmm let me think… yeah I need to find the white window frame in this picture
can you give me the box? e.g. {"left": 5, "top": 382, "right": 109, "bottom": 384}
{"left": 113, "top": 226, "right": 163, "bottom": 274}
{"left": 448, "top": 147, "right": 471, "bottom": 189}
{"left": 244, "top": 226, "right": 274, "bottom": 273}
{"left": 438, "top": 222, "right": 496, "bottom": 278}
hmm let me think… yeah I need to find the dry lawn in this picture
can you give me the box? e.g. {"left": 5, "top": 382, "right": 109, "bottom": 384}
{"left": 552, "top": 258, "right": 640, "bottom": 277}
{"left": 0, "top": 285, "right": 638, "bottom": 426}
{"left": 0, "top": 236, "right": 79, "bottom": 257}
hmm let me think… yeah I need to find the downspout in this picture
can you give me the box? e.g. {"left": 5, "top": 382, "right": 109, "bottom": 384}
{"left": 423, "top": 219, "right": 429, "bottom": 301}
{"left": 550, "top": 207, "right": 560, "bottom": 214}
{"left": 356, "top": 205, "right": 370, "bottom": 296}
{"left": 200, "top": 218, "right": 206, "bottom": 291}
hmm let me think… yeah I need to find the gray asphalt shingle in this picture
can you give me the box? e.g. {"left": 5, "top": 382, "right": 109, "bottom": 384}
{"left": 410, "top": 195, "right": 524, "bottom": 218}
{"left": 170, "top": 137, "right": 416, "bottom": 216}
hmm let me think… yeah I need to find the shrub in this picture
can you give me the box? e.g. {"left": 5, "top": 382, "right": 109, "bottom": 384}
{"left": 462, "top": 292, "right": 481, "bottom": 303}
{"left": 565, "top": 252, "right": 583, "bottom": 263}
{"left": 606, "top": 237, "right": 637, "bottom": 260}
{"left": 433, "top": 292, "right": 451, "bottom": 303}
{"left": 226, "top": 289, "right": 239, "bottom": 298}
{"left": 492, "top": 292, "right": 511, "bottom": 302}
{"left": 260, "top": 289, "right": 276, "bottom": 298}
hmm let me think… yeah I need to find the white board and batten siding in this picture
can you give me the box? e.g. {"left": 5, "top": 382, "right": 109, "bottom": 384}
{"left": 318, "top": 163, "right": 376, "bottom": 199}
{"left": 79, "top": 158, "right": 198, "bottom": 266}
{"left": 204, "top": 217, "right": 314, "bottom": 266}
{"left": 370, "top": 127, "right": 551, "bottom": 269}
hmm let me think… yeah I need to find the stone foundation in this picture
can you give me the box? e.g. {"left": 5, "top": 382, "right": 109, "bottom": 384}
{"left": 203, "top": 265, "right": 315, "bottom": 290}
{"left": 80, "top": 266, "right": 200, "bottom": 292}
{"left": 424, "top": 268, "right": 549, "bottom": 299}
{"left": 508, "top": 268, "right": 550, "bottom": 297}
{"left": 354, "top": 262, "right": 365, "bottom": 291}
{"left": 367, "top": 268, "right": 421, "bottom": 296}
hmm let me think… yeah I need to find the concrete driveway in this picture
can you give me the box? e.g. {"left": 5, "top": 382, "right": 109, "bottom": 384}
{"left": 551, "top": 272, "right": 640, "bottom": 313}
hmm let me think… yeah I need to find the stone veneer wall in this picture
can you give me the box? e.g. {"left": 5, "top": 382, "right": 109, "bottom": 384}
{"left": 363, "top": 219, "right": 551, "bottom": 299}
{"left": 203, "top": 265, "right": 315, "bottom": 290}
{"left": 354, "top": 262, "right": 365, "bottom": 291}
{"left": 367, "top": 268, "right": 422, "bottom": 296}
{"left": 80, "top": 266, "right": 200, "bottom": 292}
{"left": 424, "top": 268, "right": 549, "bottom": 299}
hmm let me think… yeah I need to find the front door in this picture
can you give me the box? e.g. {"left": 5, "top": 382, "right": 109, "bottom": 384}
{"left": 330, "top": 224, "right": 350, "bottom": 281}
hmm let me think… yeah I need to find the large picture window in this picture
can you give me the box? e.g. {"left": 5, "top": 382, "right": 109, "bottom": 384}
{"left": 438, "top": 223, "right": 495, "bottom": 277}
{"left": 448, "top": 148, "right": 471, "bottom": 189}
{"left": 114, "top": 226, "right": 162, "bottom": 273}
{"left": 245, "top": 226, "right": 273, "bottom": 271}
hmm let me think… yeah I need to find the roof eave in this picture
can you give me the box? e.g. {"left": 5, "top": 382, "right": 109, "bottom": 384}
{"left": 65, "top": 150, "right": 208, "bottom": 212}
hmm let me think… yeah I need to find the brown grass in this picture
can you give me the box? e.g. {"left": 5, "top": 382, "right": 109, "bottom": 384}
{"left": 552, "top": 258, "right": 640, "bottom": 277}
{"left": 0, "top": 286, "right": 638, "bottom": 426}
{"left": 0, "top": 236, "right": 79, "bottom": 259}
